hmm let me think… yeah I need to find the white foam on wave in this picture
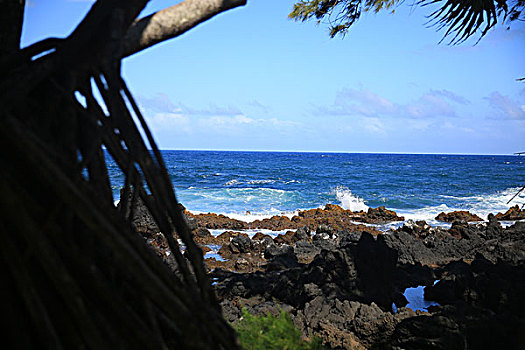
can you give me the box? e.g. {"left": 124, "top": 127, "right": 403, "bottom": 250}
{"left": 247, "top": 179, "right": 276, "bottom": 185}
{"left": 334, "top": 186, "right": 369, "bottom": 212}
{"left": 179, "top": 187, "right": 302, "bottom": 219}
{"left": 183, "top": 185, "right": 523, "bottom": 226}
{"left": 190, "top": 209, "right": 301, "bottom": 223}
{"left": 224, "top": 179, "right": 241, "bottom": 186}
{"left": 224, "top": 178, "right": 279, "bottom": 186}
{"left": 397, "top": 204, "right": 453, "bottom": 225}
{"left": 208, "top": 228, "right": 296, "bottom": 238}
{"left": 396, "top": 187, "right": 524, "bottom": 223}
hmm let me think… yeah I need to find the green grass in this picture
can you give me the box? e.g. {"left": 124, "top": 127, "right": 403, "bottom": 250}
{"left": 234, "top": 308, "right": 325, "bottom": 350}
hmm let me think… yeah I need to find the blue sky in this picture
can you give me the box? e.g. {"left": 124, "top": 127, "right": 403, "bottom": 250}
{"left": 22, "top": 0, "right": 525, "bottom": 154}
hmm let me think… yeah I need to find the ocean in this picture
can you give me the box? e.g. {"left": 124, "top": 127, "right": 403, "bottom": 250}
{"left": 108, "top": 151, "right": 524, "bottom": 225}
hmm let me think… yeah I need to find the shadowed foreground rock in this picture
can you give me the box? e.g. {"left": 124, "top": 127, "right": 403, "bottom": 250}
{"left": 124, "top": 196, "right": 524, "bottom": 348}
{"left": 211, "top": 219, "right": 525, "bottom": 349}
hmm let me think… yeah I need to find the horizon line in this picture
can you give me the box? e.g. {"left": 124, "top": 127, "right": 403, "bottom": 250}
{"left": 154, "top": 148, "right": 519, "bottom": 156}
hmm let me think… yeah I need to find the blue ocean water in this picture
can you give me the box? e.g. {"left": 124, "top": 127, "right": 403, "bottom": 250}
{"left": 108, "top": 151, "right": 525, "bottom": 223}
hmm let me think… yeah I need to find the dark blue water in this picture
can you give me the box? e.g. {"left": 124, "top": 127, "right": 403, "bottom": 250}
{"left": 108, "top": 151, "right": 524, "bottom": 222}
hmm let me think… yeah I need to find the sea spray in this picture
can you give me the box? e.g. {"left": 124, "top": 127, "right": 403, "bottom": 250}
{"left": 334, "top": 186, "right": 369, "bottom": 212}
{"left": 396, "top": 186, "right": 524, "bottom": 223}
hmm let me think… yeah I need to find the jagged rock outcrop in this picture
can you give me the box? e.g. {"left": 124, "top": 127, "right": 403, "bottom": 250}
{"left": 188, "top": 204, "right": 401, "bottom": 234}
{"left": 495, "top": 205, "right": 525, "bottom": 221}
{"left": 435, "top": 210, "right": 483, "bottom": 222}
{"left": 209, "top": 215, "right": 525, "bottom": 349}
{"left": 213, "top": 233, "right": 403, "bottom": 348}
{"left": 383, "top": 220, "right": 525, "bottom": 266}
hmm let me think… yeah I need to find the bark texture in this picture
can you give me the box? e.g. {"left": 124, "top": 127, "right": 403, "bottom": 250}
{"left": 123, "top": 0, "right": 247, "bottom": 57}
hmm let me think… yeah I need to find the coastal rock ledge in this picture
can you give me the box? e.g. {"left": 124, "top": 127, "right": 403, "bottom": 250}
{"left": 123, "top": 196, "right": 525, "bottom": 349}
{"left": 209, "top": 219, "right": 525, "bottom": 349}
{"left": 187, "top": 204, "right": 404, "bottom": 233}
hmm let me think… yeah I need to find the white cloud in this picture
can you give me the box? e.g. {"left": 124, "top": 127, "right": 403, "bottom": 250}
{"left": 199, "top": 115, "right": 300, "bottom": 134}
{"left": 146, "top": 112, "right": 191, "bottom": 134}
{"left": 137, "top": 94, "right": 243, "bottom": 117}
{"left": 318, "top": 87, "right": 469, "bottom": 119}
{"left": 183, "top": 104, "right": 243, "bottom": 116}
{"left": 484, "top": 91, "right": 525, "bottom": 120}
{"left": 361, "top": 117, "right": 386, "bottom": 135}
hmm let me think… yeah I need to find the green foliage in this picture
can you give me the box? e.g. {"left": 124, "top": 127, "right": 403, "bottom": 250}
{"left": 289, "top": 0, "right": 525, "bottom": 43}
{"left": 234, "top": 308, "right": 325, "bottom": 350}
{"left": 289, "top": 0, "right": 400, "bottom": 38}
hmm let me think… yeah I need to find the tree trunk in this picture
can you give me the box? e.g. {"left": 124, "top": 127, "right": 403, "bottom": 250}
{"left": 0, "top": 0, "right": 25, "bottom": 57}
{"left": 122, "top": 0, "right": 247, "bottom": 57}
{"left": 1, "top": 0, "right": 246, "bottom": 348}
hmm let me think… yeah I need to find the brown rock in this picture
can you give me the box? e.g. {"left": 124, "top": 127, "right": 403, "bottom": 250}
{"left": 495, "top": 205, "right": 525, "bottom": 221}
{"left": 252, "top": 232, "right": 272, "bottom": 241}
{"left": 273, "top": 231, "right": 296, "bottom": 245}
{"left": 435, "top": 211, "right": 483, "bottom": 222}
{"left": 214, "top": 231, "right": 249, "bottom": 245}
{"left": 363, "top": 206, "right": 405, "bottom": 224}
{"left": 292, "top": 204, "right": 404, "bottom": 228}
{"left": 248, "top": 215, "right": 296, "bottom": 230}
{"left": 187, "top": 204, "right": 403, "bottom": 234}
{"left": 192, "top": 227, "right": 214, "bottom": 245}
{"left": 218, "top": 244, "right": 233, "bottom": 260}
{"left": 187, "top": 212, "right": 247, "bottom": 230}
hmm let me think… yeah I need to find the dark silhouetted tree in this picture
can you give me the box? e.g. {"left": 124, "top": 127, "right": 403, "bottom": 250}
{"left": 0, "top": 0, "right": 245, "bottom": 348}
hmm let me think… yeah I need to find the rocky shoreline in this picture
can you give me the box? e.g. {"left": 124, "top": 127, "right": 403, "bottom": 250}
{"left": 126, "top": 198, "right": 525, "bottom": 349}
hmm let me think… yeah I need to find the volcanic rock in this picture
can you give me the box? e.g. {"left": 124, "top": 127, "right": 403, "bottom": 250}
{"left": 386, "top": 315, "right": 464, "bottom": 350}
{"left": 362, "top": 206, "right": 405, "bottom": 224}
{"left": 249, "top": 215, "right": 295, "bottom": 230}
{"left": 294, "top": 225, "right": 311, "bottom": 241}
{"left": 192, "top": 227, "right": 213, "bottom": 245}
{"left": 264, "top": 244, "right": 299, "bottom": 271}
{"left": 117, "top": 189, "right": 159, "bottom": 236}
{"left": 188, "top": 212, "right": 247, "bottom": 230}
{"left": 435, "top": 210, "right": 483, "bottom": 222}
{"left": 211, "top": 213, "right": 525, "bottom": 349}
{"left": 252, "top": 232, "right": 272, "bottom": 241}
{"left": 495, "top": 205, "right": 525, "bottom": 221}
{"left": 230, "top": 235, "right": 254, "bottom": 254}
{"left": 213, "top": 231, "right": 249, "bottom": 245}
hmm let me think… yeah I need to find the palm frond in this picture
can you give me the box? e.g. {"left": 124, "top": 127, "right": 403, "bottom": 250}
{"left": 419, "top": 0, "right": 506, "bottom": 44}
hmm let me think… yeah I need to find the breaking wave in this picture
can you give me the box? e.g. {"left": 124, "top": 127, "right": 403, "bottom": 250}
{"left": 333, "top": 186, "right": 369, "bottom": 212}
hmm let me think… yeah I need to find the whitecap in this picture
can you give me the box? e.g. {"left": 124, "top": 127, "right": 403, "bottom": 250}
{"left": 394, "top": 186, "right": 524, "bottom": 223}
{"left": 224, "top": 179, "right": 242, "bottom": 186}
{"left": 333, "top": 186, "right": 369, "bottom": 212}
{"left": 246, "top": 179, "right": 275, "bottom": 185}
{"left": 208, "top": 228, "right": 297, "bottom": 238}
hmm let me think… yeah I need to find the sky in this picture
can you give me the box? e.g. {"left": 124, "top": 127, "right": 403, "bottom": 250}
{"left": 22, "top": 0, "right": 525, "bottom": 154}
